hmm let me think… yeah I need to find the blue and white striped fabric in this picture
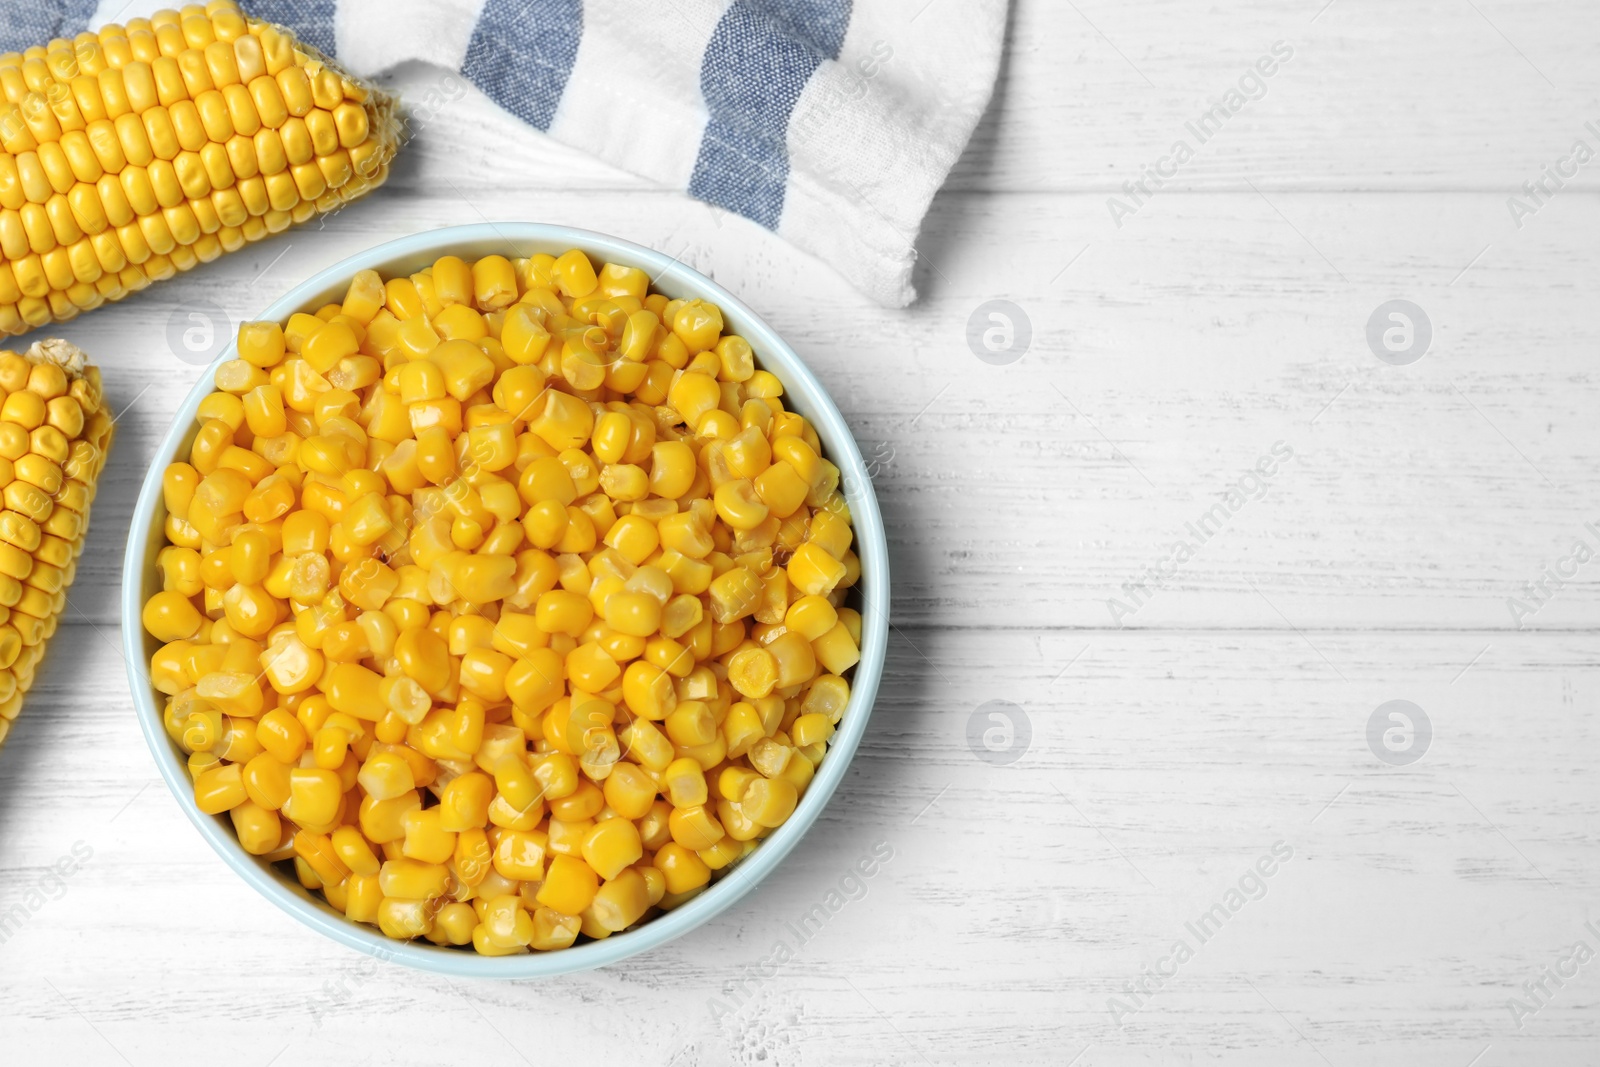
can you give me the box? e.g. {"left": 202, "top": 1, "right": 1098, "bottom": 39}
{"left": 56, "top": 0, "right": 1007, "bottom": 306}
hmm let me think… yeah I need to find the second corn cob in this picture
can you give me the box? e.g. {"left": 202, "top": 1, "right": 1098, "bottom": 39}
{"left": 0, "top": 339, "right": 112, "bottom": 746}
{"left": 0, "top": 1, "right": 401, "bottom": 336}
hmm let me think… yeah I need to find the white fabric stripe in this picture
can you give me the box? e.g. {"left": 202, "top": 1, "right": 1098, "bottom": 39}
{"left": 85, "top": 0, "right": 1007, "bottom": 307}
{"left": 781, "top": 0, "right": 1009, "bottom": 306}
{"left": 337, "top": 0, "right": 488, "bottom": 75}
{"left": 548, "top": 0, "right": 728, "bottom": 190}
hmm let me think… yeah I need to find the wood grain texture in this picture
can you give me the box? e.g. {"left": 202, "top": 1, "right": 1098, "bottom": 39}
{"left": 54, "top": 186, "right": 1600, "bottom": 631}
{"left": 2, "top": 627, "right": 1596, "bottom": 1065}
{"left": 3, "top": 2, "right": 1599, "bottom": 1063}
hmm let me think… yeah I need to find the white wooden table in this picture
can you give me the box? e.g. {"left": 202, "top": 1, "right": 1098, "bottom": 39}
{"left": 5, "top": 2, "right": 1600, "bottom": 1063}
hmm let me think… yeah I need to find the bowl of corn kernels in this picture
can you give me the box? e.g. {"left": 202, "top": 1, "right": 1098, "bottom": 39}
{"left": 121, "top": 223, "right": 888, "bottom": 976}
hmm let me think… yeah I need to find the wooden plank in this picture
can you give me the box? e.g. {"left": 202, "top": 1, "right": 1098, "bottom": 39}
{"left": 948, "top": 0, "right": 1600, "bottom": 192}
{"left": 2, "top": 625, "right": 1594, "bottom": 1064}
{"left": 57, "top": 186, "right": 1600, "bottom": 631}
{"left": 361, "top": 4, "right": 1600, "bottom": 196}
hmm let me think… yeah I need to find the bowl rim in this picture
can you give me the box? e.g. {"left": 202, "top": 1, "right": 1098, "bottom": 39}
{"left": 119, "top": 222, "right": 890, "bottom": 978}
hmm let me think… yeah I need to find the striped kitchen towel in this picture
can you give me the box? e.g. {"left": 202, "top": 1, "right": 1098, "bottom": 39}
{"left": 19, "top": 0, "right": 1008, "bottom": 307}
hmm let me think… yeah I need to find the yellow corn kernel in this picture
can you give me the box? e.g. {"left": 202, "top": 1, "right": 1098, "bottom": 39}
{"left": 812, "top": 620, "right": 861, "bottom": 675}
{"left": 713, "top": 479, "right": 769, "bottom": 530}
{"left": 454, "top": 826, "right": 493, "bottom": 886}
{"left": 754, "top": 460, "right": 809, "bottom": 518}
{"left": 581, "top": 818, "right": 642, "bottom": 881}
{"left": 536, "top": 853, "right": 600, "bottom": 916}
{"left": 788, "top": 541, "right": 847, "bottom": 597}
{"left": 394, "top": 624, "right": 451, "bottom": 693}
{"left": 231, "top": 801, "right": 281, "bottom": 855}
{"left": 330, "top": 826, "right": 380, "bottom": 878}
{"left": 193, "top": 762, "right": 246, "bottom": 814}
{"left": 717, "top": 796, "right": 763, "bottom": 842}
{"left": 375, "top": 898, "right": 432, "bottom": 939}
{"left": 552, "top": 249, "right": 597, "bottom": 299}
{"left": 378, "top": 857, "right": 450, "bottom": 901}
{"left": 528, "top": 389, "right": 594, "bottom": 452}
{"left": 528, "top": 905, "right": 580, "bottom": 951}
{"left": 669, "top": 804, "right": 726, "bottom": 850}
{"left": 668, "top": 300, "right": 726, "bottom": 355}
{"left": 492, "top": 829, "right": 547, "bottom": 882}
{"left": 294, "top": 829, "right": 353, "bottom": 886}
{"left": 285, "top": 766, "right": 343, "bottom": 829}
{"left": 357, "top": 789, "right": 420, "bottom": 845}
{"left": 601, "top": 590, "right": 661, "bottom": 639}
{"left": 663, "top": 756, "right": 708, "bottom": 807}
{"left": 438, "top": 770, "right": 494, "bottom": 831}
{"left": 741, "top": 776, "right": 800, "bottom": 828}
{"left": 427, "top": 900, "right": 477, "bottom": 947}
{"left": 748, "top": 735, "right": 792, "bottom": 778}
{"left": 589, "top": 867, "right": 651, "bottom": 933}
{"left": 255, "top": 707, "right": 306, "bottom": 763}
{"left": 727, "top": 646, "right": 778, "bottom": 700}
{"left": 357, "top": 749, "right": 414, "bottom": 801}
{"left": 765, "top": 630, "right": 817, "bottom": 689}
{"left": 477, "top": 894, "right": 535, "bottom": 949}
{"left": 717, "top": 766, "right": 761, "bottom": 805}
{"left": 784, "top": 594, "right": 838, "bottom": 641}
{"left": 535, "top": 588, "right": 593, "bottom": 637}
{"left": 142, "top": 589, "right": 202, "bottom": 641}
{"left": 695, "top": 837, "right": 741, "bottom": 873}
{"left": 470, "top": 254, "right": 517, "bottom": 310}
{"left": 664, "top": 699, "right": 716, "bottom": 748}
{"left": 707, "top": 566, "right": 762, "bottom": 624}
{"left": 401, "top": 807, "right": 457, "bottom": 865}
{"left": 592, "top": 762, "right": 650, "bottom": 820}
{"left": 653, "top": 842, "right": 711, "bottom": 894}
{"left": 721, "top": 701, "right": 765, "bottom": 758}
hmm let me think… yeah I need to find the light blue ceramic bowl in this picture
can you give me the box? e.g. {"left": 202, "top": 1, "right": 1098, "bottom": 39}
{"left": 120, "top": 223, "right": 889, "bottom": 978}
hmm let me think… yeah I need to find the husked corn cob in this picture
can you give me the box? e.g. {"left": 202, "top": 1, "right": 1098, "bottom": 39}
{"left": 0, "top": 339, "right": 112, "bottom": 747}
{"left": 0, "top": 2, "right": 400, "bottom": 336}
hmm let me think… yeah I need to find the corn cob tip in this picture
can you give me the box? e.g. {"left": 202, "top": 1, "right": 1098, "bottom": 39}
{"left": 25, "top": 338, "right": 90, "bottom": 377}
{"left": 0, "top": 6, "right": 404, "bottom": 337}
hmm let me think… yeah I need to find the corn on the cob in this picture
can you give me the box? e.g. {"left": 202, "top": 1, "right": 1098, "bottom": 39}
{"left": 0, "top": 339, "right": 112, "bottom": 746}
{"left": 0, "top": 2, "right": 400, "bottom": 336}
